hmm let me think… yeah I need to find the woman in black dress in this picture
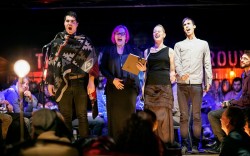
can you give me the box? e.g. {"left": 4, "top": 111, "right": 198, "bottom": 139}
{"left": 137, "top": 24, "right": 176, "bottom": 146}
{"left": 100, "top": 25, "right": 142, "bottom": 140}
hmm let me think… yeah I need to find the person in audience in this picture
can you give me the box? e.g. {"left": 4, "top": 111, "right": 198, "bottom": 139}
{"left": 4, "top": 77, "right": 38, "bottom": 142}
{"left": 115, "top": 109, "right": 167, "bottom": 156}
{"left": 224, "top": 77, "right": 242, "bottom": 101}
{"left": 219, "top": 106, "right": 250, "bottom": 156}
{"left": 3, "top": 93, "right": 31, "bottom": 146}
{"left": 0, "top": 97, "right": 13, "bottom": 144}
{"left": 203, "top": 78, "right": 231, "bottom": 112}
{"left": 207, "top": 50, "right": 250, "bottom": 153}
{"left": 205, "top": 77, "right": 242, "bottom": 141}
{"left": 207, "top": 77, "right": 242, "bottom": 148}
{"left": 34, "top": 81, "right": 58, "bottom": 110}
{"left": 203, "top": 78, "right": 237, "bottom": 140}
{"left": 220, "top": 79, "right": 231, "bottom": 100}
{"left": 80, "top": 136, "right": 116, "bottom": 156}
{"left": 244, "top": 108, "right": 250, "bottom": 136}
{"left": 31, "top": 108, "right": 72, "bottom": 140}
{"left": 4, "top": 77, "right": 38, "bottom": 118}
{"left": 205, "top": 79, "right": 223, "bottom": 110}
{"left": 29, "top": 81, "right": 39, "bottom": 97}
{"left": 5, "top": 108, "right": 79, "bottom": 156}
{"left": 202, "top": 79, "right": 221, "bottom": 139}
{"left": 205, "top": 78, "right": 231, "bottom": 111}
{"left": 0, "top": 115, "right": 12, "bottom": 147}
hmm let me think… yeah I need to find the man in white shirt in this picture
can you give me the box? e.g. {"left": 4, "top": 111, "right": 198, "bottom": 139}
{"left": 174, "top": 17, "right": 212, "bottom": 154}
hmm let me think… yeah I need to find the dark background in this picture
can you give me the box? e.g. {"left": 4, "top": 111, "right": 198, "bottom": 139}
{"left": 0, "top": 0, "right": 249, "bottom": 61}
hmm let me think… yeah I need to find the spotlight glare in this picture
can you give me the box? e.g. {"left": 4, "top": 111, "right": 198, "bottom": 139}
{"left": 14, "top": 60, "right": 30, "bottom": 78}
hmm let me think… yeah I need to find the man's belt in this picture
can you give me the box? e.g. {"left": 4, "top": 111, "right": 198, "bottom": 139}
{"left": 68, "top": 74, "right": 85, "bottom": 80}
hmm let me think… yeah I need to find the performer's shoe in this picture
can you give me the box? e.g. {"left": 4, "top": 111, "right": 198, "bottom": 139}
{"left": 166, "top": 141, "right": 180, "bottom": 148}
{"left": 206, "top": 140, "right": 217, "bottom": 148}
{"left": 181, "top": 145, "right": 188, "bottom": 154}
{"left": 205, "top": 143, "right": 221, "bottom": 154}
{"left": 181, "top": 138, "right": 189, "bottom": 154}
{"left": 190, "top": 146, "right": 199, "bottom": 154}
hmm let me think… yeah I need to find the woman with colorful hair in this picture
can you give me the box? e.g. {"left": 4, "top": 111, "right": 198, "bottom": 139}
{"left": 100, "top": 25, "right": 142, "bottom": 141}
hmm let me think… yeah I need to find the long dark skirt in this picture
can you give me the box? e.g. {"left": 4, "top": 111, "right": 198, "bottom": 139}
{"left": 144, "top": 85, "right": 174, "bottom": 144}
{"left": 105, "top": 84, "right": 137, "bottom": 141}
{"left": 144, "top": 105, "right": 174, "bottom": 144}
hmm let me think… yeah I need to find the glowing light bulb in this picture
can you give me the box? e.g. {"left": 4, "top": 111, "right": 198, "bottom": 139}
{"left": 14, "top": 60, "right": 30, "bottom": 78}
{"left": 229, "top": 70, "right": 235, "bottom": 78}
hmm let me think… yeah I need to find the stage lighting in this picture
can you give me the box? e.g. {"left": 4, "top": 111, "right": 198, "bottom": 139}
{"left": 13, "top": 59, "right": 30, "bottom": 142}
{"left": 14, "top": 59, "right": 30, "bottom": 78}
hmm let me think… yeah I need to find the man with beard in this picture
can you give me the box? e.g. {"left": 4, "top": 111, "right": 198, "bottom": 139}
{"left": 207, "top": 50, "right": 250, "bottom": 153}
{"left": 224, "top": 77, "right": 242, "bottom": 101}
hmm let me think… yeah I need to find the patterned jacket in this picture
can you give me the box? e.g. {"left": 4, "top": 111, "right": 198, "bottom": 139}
{"left": 46, "top": 31, "right": 99, "bottom": 102}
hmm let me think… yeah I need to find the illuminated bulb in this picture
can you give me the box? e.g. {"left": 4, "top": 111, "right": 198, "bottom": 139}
{"left": 14, "top": 60, "right": 30, "bottom": 78}
{"left": 229, "top": 70, "right": 235, "bottom": 78}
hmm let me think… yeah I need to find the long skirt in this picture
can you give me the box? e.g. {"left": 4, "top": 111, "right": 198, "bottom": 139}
{"left": 144, "top": 85, "right": 174, "bottom": 144}
{"left": 105, "top": 84, "right": 137, "bottom": 141}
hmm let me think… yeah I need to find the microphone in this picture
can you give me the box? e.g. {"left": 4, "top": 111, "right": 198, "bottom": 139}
{"left": 43, "top": 38, "right": 56, "bottom": 48}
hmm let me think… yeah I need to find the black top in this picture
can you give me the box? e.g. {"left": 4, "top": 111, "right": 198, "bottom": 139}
{"left": 100, "top": 44, "right": 142, "bottom": 94}
{"left": 146, "top": 47, "right": 170, "bottom": 85}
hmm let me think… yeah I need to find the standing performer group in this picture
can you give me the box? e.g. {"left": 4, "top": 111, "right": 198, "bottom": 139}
{"left": 46, "top": 11, "right": 99, "bottom": 139}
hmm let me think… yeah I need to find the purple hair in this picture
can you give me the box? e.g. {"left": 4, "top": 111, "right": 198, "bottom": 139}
{"left": 111, "top": 25, "right": 130, "bottom": 44}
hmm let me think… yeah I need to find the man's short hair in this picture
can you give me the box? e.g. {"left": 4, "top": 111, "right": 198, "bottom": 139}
{"left": 225, "top": 106, "right": 245, "bottom": 129}
{"left": 64, "top": 11, "right": 79, "bottom": 22}
{"left": 232, "top": 77, "right": 242, "bottom": 85}
{"left": 243, "top": 50, "right": 250, "bottom": 58}
{"left": 182, "top": 17, "right": 195, "bottom": 26}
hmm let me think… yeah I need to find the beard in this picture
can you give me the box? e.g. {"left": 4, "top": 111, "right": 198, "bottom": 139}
{"left": 241, "top": 62, "right": 250, "bottom": 68}
{"left": 235, "top": 88, "right": 242, "bottom": 93}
